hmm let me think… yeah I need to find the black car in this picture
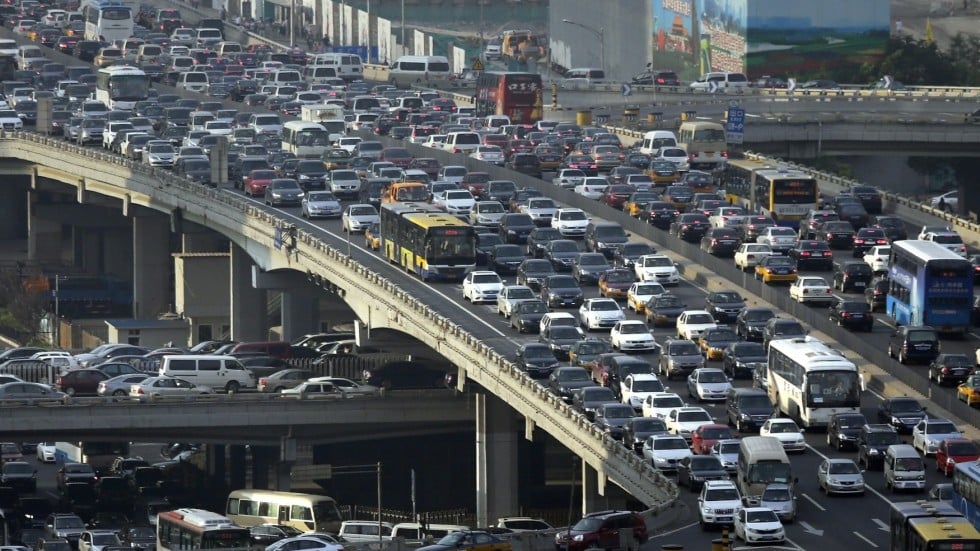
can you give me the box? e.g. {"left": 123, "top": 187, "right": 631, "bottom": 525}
{"left": 640, "top": 201, "right": 679, "bottom": 230}
{"left": 871, "top": 215, "right": 907, "bottom": 241}
{"left": 249, "top": 524, "right": 302, "bottom": 546}
{"left": 829, "top": 299, "right": 874, "bottom": 331}
{"left": 547, "top": 366, "right": 595, "bottom": 402}
{"left": 480, "top": 180, "right": 518, "bottom": 204}
{"left": 887, "top": 326, "right": 940, "bottom": 365}
{"left": 817, "top": 221, "right": 855, "bottom": 249}
{"left": 593, "top": 403, "right": 636, "bottom": 440}
{"left": 362, "top": 361, "right": 449, "bottom": 390}
{"left": 506, "top": 153, "right": 542, "bottom": 178}
{"left": 704, "top": 290, "right": 745, "bottom": 323}
{"left": 613, "top": 242, "right": 655, "bottom": 269}
{"left": 544, "top": 239, "right": 580, "bottom": 271}
{"left": 1, "top": 461, "right": 36, "bottom": 493}
{"left": 539, "top": 275, "right": 584, "bottom": 308}
{"left": 74, "top": 40, "right": 102, "bottom": 62}
{"left": 827, "top": 412, "right": 868, "bottom": 451}
{"left": 509, "top": 299, "right": 549, "bottom": 334}
{"left": 631, "top": 70, "right": 680, "bottom": 86}
{"left": 876, "top": 397, "right": 928, "bottom": 433}
{"left": 120, "top": 525, "right": 157, "bottom": 550}
{"left": 475, "top": 232, "right": 502, "bottom": 266}
{"left": 515, "top": 343, "right": 561, "bottom": 378}
{"left": 858, "top": 424, "right": 901, "bottom": 470}
{"left": 971, "top": 255, "right": 980, "bottom": 285}
{"left": 762, "top": 318, "right": 807, "bottom": 351}
{"left": 487, "top": 244, "right": 525, "bottom": 274}
{"left": 736, "top": 215, "right": 777, "bottom": 242}
{"left": 623, "top": 417, "right": 669, "bottom": 451}
{"left": 700, "top": 228, "right": 740, "bottom": 257}
{"left": 572, "top": 252, "right": 612, "bottom": 285}
{"left": 644, "top": 294, "right": 687, "bottom": 327}
{"left": 735, "top": 307, "right": 775, "bottom": 341}
{"left": 572, "top": 386, "right": 618, "bottom": 421}
{"left": 515, "top": 258, "right": 556, "bottom": 291}
{"left": 498, "top": 213, "right": 536, "bottom": 244}
{"left": 788, "top": 240, "right": 833, "bottom": 270}
{"left": 927, "top": 353, "right": 973, "bottom": 386}
{"left": 832, "top": 260, "right": 873, "bottom": 292}
{"left": 722, "top": 341, "right": 767, "bottom": 379}
{"left": 539, "top": 325, "right": 586, "bottom": 360}
{"left": 669, "top": 213, "right": 710, "bottom": 242}
{"left": 800, "top": 210, "right": 839, "bottom": 239}
{"left": 526, "top": 227, "right": 563, "bottom": 258}
{"left": 837, "top": 202, "right": 869, "bottom": 229}
{"left": 676, "top": 455, "right": 728, "bottom": 491}
{"left": 851, "top": 227, "right": 889, "bottom": 257}
{"left": 865, "top": 276, "right": 888, "bottom": 312}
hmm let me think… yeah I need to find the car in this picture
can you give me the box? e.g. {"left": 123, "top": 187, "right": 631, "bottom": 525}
{"left": 130, "top": 376, "right": 214, "bottom": 399}
{"left": 547, "top": 367, "right": 595, "bottom": 403}
{"left": 78, "top": 530, "right": 121, "bottom": 551}
{"left": 571, "top": 252, "right": 612, "bottom": 285}
{"left": 553, "top": 510, "right": 647, "bottom": 551}
{"left": 462, "top": 271, "right": 503, "bottom": 304}
{"left": 762, "top": 318, "right": 808, "bottom": 350}
{"left": 756, "top": 226, "right": 798, "bottom": 253}
{"left": 613, "top": 243, "right": 656, "bottom": 270}
{"left": 519, "top": 197, "right": 558, "bottom": 226}
{"left": 833, "top": 260, "right": 873, "bottom": 293}
{"left": 96, "top": 374, "right": 150, "bottom": 397}
{"left": 551, "top": 208, "right": 590, "bottom": 237}
{"left": 789, "top": 276, "right": 834, "bottom": 304}
{"left": 677, "top": 455, "right": 729, "bottom": 491}
{"left": 509, "top": 299, "right": 549, "bottom": 334}
{"left": 568, "top": 339, "right": 614, "bottom": 369}
{"left": 710, "top": 439, "right": 741, "bottom": 473}
{"left": 958, "top": 373, "right": 980, "bottom": 406}
{"left": 619, "top": 373, "right": 666, "bottom": 411}
{"left": 722, "top": 342, "right": 767, "bottom": 380}
{"left": 0, "top": 382, "right": 66, "bottom": 401}
{"left": 858, "top": 424, "right": 902, "bottom": 470}
{"left": 642, "top": 434, "right": 693, "bottom": 472}
{"left": 56, "top": 463, "right": 96, "bottom": 493}
{"left": 266, "top": 536, "right": 343, "bottom": 551}
{"left": 698, "top": 327, "right": 739, "bottom": 361}
{"left": 623, "top": 416, "right": 670, "bottom": 451}
{"left": 691, "top": 424, "right": 735, "bottom": 455}
{"left": 669, "top": 213, "right": 710, "bottom": 242}
{"left": 543, "top": 239, "right": 579, "bottom": 272}
{"left": 925, "top": 354, "right": 972, "bottom": 387}
{"left": 665, "top": 406, "right": 715, "bottom": 442}
{"left": 697, "top": 480, "right": 742, "bottom": 529}
{"left": 572, "top": 386, "right": 618, "bottom": 421}
{"left": 826, "top": 412, "right": 869, "bottom": 451}
{"left": 514, "top": 343, "right": 560, "bottom": 379}
{"left": 865, "top": 276, "right": 889, "bottom": 312}
{"left": 828, "top": 299, "right": 874, "bottom": 331}
{"left": 256, "top": 369, "right": 314, "bottom": 393}
{"left": 734, "top": 243, "right": 772, "bottom": 271}
{"left": 912, "top": 419, "right": 963, "bottom": 456}
{"left": 498, "top": 213, "right": 536, "bottom": 244}
{"left": 539, "top": 325, "right": 587, "bottom": 360}
{"left": 496, "top": 285, "right": 537, "bottom": 317}
{"left": 871, "top": 215, "right": 907, "bottom": 242}
{"left": 930, "top": 190, "right": 958, "bottom": 212}
{"left": 935, "top": 439, "right": 980, "bottom": 477}
{"left": 733, "top": 507, "right": 785, "bottom": 544}
{"left": 658, "top": 338, "right": 704, "bottom": 381}
{"left": 641, "top": 392, "right": 686, "bottom": 420}
{"left": 676, "top": 310, "right": 717, "bottom": 340}
{"left": 341, "top": 204, "right": 380, "bottom": 233}
{"left": 597, "top": 269, "right": 635, "bottom": 300}
{"left": 887, "top": 326, "right": 940, "bottom": 365}
{"left": 250, "top": 524, "right": 303, "bottom": 546}
{"left": 633, "top": 254, "right": 679, "bottom": 285}
{"left": 704, "top": 291, "right": 745, "bottom": 323}
{"left": 304, "top": 377, "right": 379, "bottom": 397}
{"left": 759, "top": 418, "right": 806, "bottom": 453}
{"left": 469, "top": 201, "right": 507, "bottom": 227}
{"left": 817, "top": 221, "right": 855, "bottom": 249}
{"left": 609, "top": 320, "right": 658, "bottom": 353}
{"left": 686, "top": 368, "right": 733, "bottom": 403}
{"left": 851, "top": 227, "right": 889, "bottom": 258}
{"left": 754, "top": 255, "right": 798, "bottom": 285}
{"left": 756, "top": 484, "right": 797, "bottom": 523}
{"left": 539, "top": 275, "right": 584, "bottom": 308}
{"left": 1, "top": 461, "right": 36, "bottom": 493}
{"left": 578, "top": 298, "right": 626, "bottom": 331}
{"left": 552, "top": 169, "right": 586, "bottom": 190}
{"left": 36, "top": 442, "right": 56, "bottom": 463}
{"left": 594, "top": 403, "right": 637, "bottom": 440}
{"left": 56, "top": 369, "right": 109, "bottom": 396}
{"left": 817, "top": 458, "right": 865, "bottom": 495}
{"left": 625, "top": 282, "right": 665, "bottom": 313}
{"left": 300, "top": 191, "right": 342, "bottom": 219}
{"left": 922, "top": 230, "right": 967, "bottom": 257}
{"left": 735, "top": 308, "right": 776, "bottom": 342}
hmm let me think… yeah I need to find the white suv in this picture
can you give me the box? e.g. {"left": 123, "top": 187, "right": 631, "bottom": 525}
{"left": 698, "top": 480, "right": 742, "bottom": 529}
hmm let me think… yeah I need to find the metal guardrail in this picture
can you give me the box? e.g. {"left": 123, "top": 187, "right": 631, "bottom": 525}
{"left": 534, "top": 80, "right": 980, "bottom": 99}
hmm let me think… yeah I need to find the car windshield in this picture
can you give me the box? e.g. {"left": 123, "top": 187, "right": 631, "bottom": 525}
{"left": 655, "top": 438, "right": 689, "bottom": 450}
{"left": 653, "top": 396, "right": 684, "bottom": 407}
{"left": 643, "top": 256, "right": 672, "bottom": 267}
{"left": 706, "top": 488, "right": 740, "bottom": 501}
{"left": 524, "top": 347, "right": 555, "bottom": 360}
{"left": 711, "top": 292, "right": 741, "bottom": 303}
{"left": 605, "top": 271, "right": 633, "bottom": 283}
{"left": 771, "top": 228, "right": 797, "bottom": 236}
{"left": 560, "top": 370, "right": 590, "bottom": 382}
{"left": 670, "top": 342, "right": 699, "bottom": 355}
{"left": 734, "top": 343, "right": 766, "bottom": 356}
{"left": 560, "top": 210, "right": 587, "bottom": 220}
{"left": 580, "top": 255, "right": 609, "bottom": 266}
{"left": 631, "top": 380, "right": 664, "bottom": 392}
{"left": 619, "top": 323, "right": 649, "bottom": 334}
{"left": 927, "top": 422, "right": 958, "bottom": 434}
{"left": 762, "top": 487, "right": 792, "bottom": 502}
{"left": 947, "top": 442, "right": 979, "bottom": 455}
{"left": 907, "top": 331, "right": 937, "bottom": 343}
{"left": 941, "top": 355, "right": 973, "bottom": 367}
{"left": 635, "top": 284, "right": 665, "bottom": 295}
{"left": 57, "top": 517, "right": 85, "bottom": 529}
{"left": 896, "top": 458, "right": 924, "bottom": 472}
{"left": 747, "top": 510, "right": 779, "bottom": 523}
{"left": 509, "top": 288, "right": 536, "bottom": 300}
{"left": 4, "top": 463, "right": 31, "bottom": 474}
{"left": 686, "top": 314, "right": 714, "bottom": 325}
{"left": 718, "top": 442, "right": 740, "bottom": 454}
{"left": 590, "top": 301, "right": 619, "bottom": 311}
{"left": 519, "top": 302, "right": 548, "bottom": 314}
{"left": 472, "top": 274, "right": 500, "bottom": 284}
{"left": 890, "top": 399, "right": 923, "bottom": 413}
{"left": 772, "top": 322, "right": 805, "bottom": 335}
{"left": 698, "top": 371, "right": 727, "bottom": 383}
{"left": 767, "top": 422, "right": 799, "bottom": 434}
{"left": 701, "top": 428, "right": 729, "bottom": 439}
{"left": 706, "top": 329, "right": 737, "bottom": 341}
{"left": 828, "top": 461, "right": 860, "bottom": 474}
{"left": 550, "top": 327, "right": 581, "bottom": 339}
{"left": 678, "top": 410, "right": 712, "bottom": 422}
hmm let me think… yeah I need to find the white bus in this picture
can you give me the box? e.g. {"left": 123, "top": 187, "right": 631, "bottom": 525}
{"left": 225, "top": 490, "right": 342, "bottom": 533}
{"left": 95, "top": 66, "right": 149, "bottom": 111}
{"left": 80, "top": 0, "right": 134, "bottom": 44}
{"left": 281, "top": 121, "right": 331, "bottom": 158}
{"left": 157, "top": 509, "right": 250, "bottom": 551}
{"left": 56, "top": 441, "right": 130, "bottom": 471}
{"left": 766, "top": 338, "right": 861, "bottom": 428}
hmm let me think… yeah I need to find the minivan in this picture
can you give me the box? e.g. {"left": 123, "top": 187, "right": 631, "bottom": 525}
{"left": 561, "top": 68, "right": 606, "bottom": 87}
{"left": 725, "top": 388, "right": 774, "bottom": 433}
{"left": 307, "top": 53, "right": 363, "bottom": 82}
{"left": 887, "top": 326, "right": 939, "bottom": 365}
{"left": 158, "top": 355, "right": 255, "bottom": 392}
{"left": 176, "top": 72, "right": 208, "bottom": 93}
{"left": 689, "top": 72, "right": 749, "bottom": 91}
{"left": 389, "top": 522, "right": 468, "bottom": 543}
{"left": 639, "top": 131, "right": 677, "bottom": 156}
{"left": 228, "top": 341, "right": 292, "bottom": 359}
{"left": 883, "top": 444, "right": 926, "bottom": 492}
{"left": 388, "top": 55, "right": 451, "bottom": 88}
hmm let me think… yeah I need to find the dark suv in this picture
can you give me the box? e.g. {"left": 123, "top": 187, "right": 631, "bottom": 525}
{"left": 554, "top": 510, "right": 648, "bottom": 551}
{"left": 857, "top": 424, "right": 900, "bottom": 470}
{"left": 887, "top": 326, "right": 940, "bottom": 365}
{"left": 725, "top": 388, "right": 774, "bottom": 433}
{"left": 762, "top": 318, "right": 807, "bottom": 351}
{"left": 827, "top": 412, "right": 868, "bottom": 450}
{"left": 832, "top": 260, "right": 872, "bottom": 292}
{"left": 585, "top": 222, "right": 629, "bottom": 259}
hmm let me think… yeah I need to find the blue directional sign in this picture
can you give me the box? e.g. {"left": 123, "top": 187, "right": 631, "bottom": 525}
{"left": 726, "top": 106, "right": 745, "bottom": 145}
{"left": 274, "top": 225, "right": 283, "bottom": 250}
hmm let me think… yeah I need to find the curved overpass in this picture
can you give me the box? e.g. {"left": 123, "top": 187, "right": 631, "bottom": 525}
{"left": 0, "top": 131, "right": 679, "bottom": 513}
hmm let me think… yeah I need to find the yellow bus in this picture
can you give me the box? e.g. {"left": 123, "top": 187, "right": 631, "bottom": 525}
{"left": 723, "top": 158, "right": 819, "bottom": 229}
{"left": 677, "top": 121, "right": 728, "bottom": 170}
{"left": 225, "top": 490, "right": 343, "bottom": 534}
{"left": 890, "top": 501, "right": 980, "bottom": 551}
{"left": 380, "top": 203, "right": 476, "bottom": 282}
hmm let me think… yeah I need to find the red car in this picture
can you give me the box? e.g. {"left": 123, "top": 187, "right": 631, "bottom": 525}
{"left": 599, "top": 185, "right": 635, "bottom": 210}
{"left": 56, "top": 369, "right": 109, "bottom": 397}
{"left": 244, "top": 169, "right": 277, "bottom": 197}
{"left": 936, "top": 438, "right": 980, "bottom": 477}
{"left": 691, "top": 424, "right": 735, "bottom": 455}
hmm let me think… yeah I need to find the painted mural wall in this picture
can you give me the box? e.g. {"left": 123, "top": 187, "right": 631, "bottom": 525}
{"left": 651, "top": 0, "right": 747, "bottom": 80}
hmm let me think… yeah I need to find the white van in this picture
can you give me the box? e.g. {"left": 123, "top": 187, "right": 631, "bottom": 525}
{"left": 639, "top": 130, "right": 678, "bottom": 156}
{"left": 189, "top": 111, "right": 216, "bottom": 132}
{"left": 689, "top": 71, "right": 749, "bottom": 91}
{"left": 268, "top": 69, "right": 303, "bottom": 85}
{"left": 561, "top": 67, "right": 606, "bottom": 87}
{"left": 176, "top": 72, "right": 209, "bottom": 93}
{"left": 338, "top": 521, "right": 394, "bottom": 543}
{"left": 216, "top": 41, "right": 242, "bottom": 57}
{"left": 388, "top": 55, "right": 451, "bottom": 88}
{"left": 303, "top": 65, "right": 338, "bottom": 84}
{"left": 307, "top": 53, "right": 363, "bottom": 82}
{"left": 442, "top": 131, "right": 482, "bottom": 154}
{"left": 883, "top": 444, "right": 926, "bottom": 492}
{"left": 195, "top": 28, "right": 223, "bottom": 47}
{"left": 390, "top": 522, "right": 469, "bottom": 544}
{"left": 159, "top": 355, "right": 255, "bottom": 392}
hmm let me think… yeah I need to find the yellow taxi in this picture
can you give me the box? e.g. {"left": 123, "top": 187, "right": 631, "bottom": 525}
{"left": 646, "top": 159, "right": 680, "bottom": 185}
{"left": 364, "top": 222, "right": 381, "bottom": 250}
{"left": 321, "top": 148, "right": 352, "bottom": 170}
{"left": 754, "top": 255, "right": 798, "bottom": 284}
{"left": 597, "top": 269, "right": 635, "bottom": 300}
{"left": 698, "top": 326, "right": 738, "bottom": 360}
{"left": 624, "top": 191, "right": 659, "bottom": 218}
{"left": 534, "top": 145, "right": 563, "bottom": 170}
{"left": 958, "top": 374, "right": 980, "bottom": 406}
{"left": 26, "top": 28, "right": 42, "bottom": 41}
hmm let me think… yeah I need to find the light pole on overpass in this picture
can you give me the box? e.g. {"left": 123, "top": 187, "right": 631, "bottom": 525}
{"left": 561, "top": 18, "right": 604, "bottom": 72}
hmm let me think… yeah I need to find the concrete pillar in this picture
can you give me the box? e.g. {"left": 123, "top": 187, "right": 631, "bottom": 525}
{"left": 252, "top": 446, "right": 272, "bottom": 489}
{"left": 182, "top": 222, "right": 228, "bottom": 253}
{"left": 581, "top": 462, "right": 627, "bottom": 514}
{"left": 277, "top": 437, "right": 296, "bottom": 492}
{"left": 475, "top": 392, "right": 518, "bottom": 528}
{"left": 74, "top": 227, "right": 102, "bottom": 273}
{"left": 281, "top": 290, "right": 319, "bottom": 342}
{"left": 207, "top": 444, "right": 226, "bottom": 481}
{"left": 230, "top": 243, "right": 266, "bottom": 341}
{"left": 0, "top": 179, "right": 27, "bottom": 240}
{"left": 132, "top": 214, "right": 171, "bottom": 318}
{"left": 103, "top": 228, "right": 132, "bottom": 279}
{"left": 229, "top": 445, "right": 247, "bottom": 490}
{"left": 28, "top": 215, "right": 61, "bottom": 264}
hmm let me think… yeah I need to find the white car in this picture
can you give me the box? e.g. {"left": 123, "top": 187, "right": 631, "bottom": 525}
{"left": 610, "top": 320, "right": 659, "bottom": 352}
{"left": 789, "top": 276, "right": 834, "bottom": 304}
{"left": 337, "top": 136, "right": 362, "bottom": 153}
{"left": 698, "top": 480, "right": 743, "bottom": 529}
{"left": 656, "top": 147, "right": 690, "bottom": 171}
{"left": 676, "top": 310, "right": 718, "bottom": 340}
{"left": 922, "top": 230, "right": 967, "bottom": 257}
{"left": 930, "top": 190, "right": 958, "bottom": 212}
{"left": 306, "top": 377, "right": 379, "bottom": 397}
{"left": 634, "top": 254, "right": 680, "bottom": 284}
{"left": 520, "top": 197, "right": 559, "bottom": 225}
{"left": 496, "top": 285, "right": 537, "bottom": 317}
{"left": 863, "top": 245, "right": 891, "bottom": 273}
{"left": 436, "top": 189, "right": 476, "bottom": 216}
{"left": 539, "top": 312, "right": 577, "bottom": 335}
{"left": 551, "top": 208, "right": 590, "bottom": 237}
{"left": 641, "top": 392, "right": 686, "bottom": 419}
{"left": 759, "top": 418, "right": 807, "bottom": 453}
{"left": 462, "top": 271, "right": 503, "bottom": 303}
{"left": 709, "top": 206, "right": 746, "bottom": 229}
{"left": 469, "top": 145, "right": 505, "bottom": 165}
{"left": 552, "top": 169, "right": 586, "bottom": 189}
{"left": 578, "top": 298, "right": 626, "bottom": 331}
{"left": 686, "top": 368, "right": 733, "bottom": 402}
{"left": 130, "top": 376, "right": 214, "bottom": 399}
{"left": 912, "top": 418, "right": 963, "bottom": 456}
{"left": 642, "top": 434, "right": 693, "bottom": 472}
{"left": 756, "top": 226, "right": 798, "bottom": 252}
{"left": 36, "top": 442, "right": 56, "bottom": 463}
{"left": 341, "top": 204, "right": 380, "bottom": 232}
{"left": 79, "top": 529, "right": 122, "bottom": 551}
{"left": 665, "top": 406, "right": 715, "bottom": 442}
{"left": 574, "top": 177, "right": 609, "bottom": 200}
{"left": 733, "top": 507, "right": 785, "bottom": 544}
{"left": 620, "top": 374, "right": 667, "bottom": 411}
{"left": 626, "top": 281, "right": 666, "bottom": 312}
{"left": 203, "top": 120, "right": 233, "bottom": 136}
{"left": 301, "top": 191, "right": 342, "bottom": 219}
{"left": 422, "top": 134, "right": 447, "bottom": 149}
{"left": 734, "top": 243, "right": 773, "bottom": 271}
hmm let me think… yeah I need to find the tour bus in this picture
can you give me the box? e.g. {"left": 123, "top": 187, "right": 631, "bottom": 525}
{"left": 887, "top": 240, "right": 973, "bottom": 334}
{"left": 736, "top": 436, "right": 794, "bottom": 499}
{"left": 225, "top": 490, "right": 343, "bottom": 533}
{"left": 677, "top": 121, "right": 728, "bottom": 170}
{"left": 281, "top": 121, "right": 331, "bottom": 159}
{"left": 766, "top": 338, "right": 861, "bottom": 428}
{"left": 80, "top": 0, "right": 133, "bottom": 43}
{"left": 157, "top": 509, "right": 250, "bottom": 551}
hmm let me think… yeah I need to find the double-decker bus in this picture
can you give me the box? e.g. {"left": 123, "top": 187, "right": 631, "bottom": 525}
{"left": 766, "top": 338, "right": 861, "bottom": 428}
{"left": 380, "top": 203, "right": 476, "bottom": 282}
{"left": 890, "top": 500, "right": 980, "bottom": 551}
{"left": 225, "top": 490, "right": 342, "bottom": 533}
{"left": 81, "top": 0, "right": 134, "bottom": 43}
{"left": 953, "top": 460, "right": 980, "bottom": 532}
{"left": 887, "top": 240, "right": 973, "bottom": 334}
{"left": 723, "top": 158, "right": 819, "bottom": 228}
{"left": 474, "top": 72, "right": 543, "bottom": 125}
{"left": 157, "top": 509, "right": 250, "bottom": 551}
{"left": 95, "top": 66, "right": 148, "bottom": 111}
{"left": 56, "top": 441, "right": 130, "bottom": 472}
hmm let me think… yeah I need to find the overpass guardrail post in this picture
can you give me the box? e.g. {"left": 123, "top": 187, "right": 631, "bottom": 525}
{"left": 681, "top": 110, "right": 696, "bottom": 121}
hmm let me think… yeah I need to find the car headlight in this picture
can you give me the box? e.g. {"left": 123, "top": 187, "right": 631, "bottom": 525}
{"left": 702, "top": 507, "right": 713, "bottom": 514}
{"left": 572, "top": 535, "right": 584, "bottom": 542}
{"left": 892, "top": 417, "right": 901, "bottom": 424}
{"left": 869, "top": 448, "right": 879, "bottom": 455}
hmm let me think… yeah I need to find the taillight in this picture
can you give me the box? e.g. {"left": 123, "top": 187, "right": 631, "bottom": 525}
{"left": 136, "top": 388, "right": 144, "bottom": 395}
{"left": 854, "top": 239, "right": 864, "bottom": 244}
{"left": 721, "top": 151, "right": 729, "bottom": 157}
{"left": 259, "top": 378, "right": 267, "bottom": 386}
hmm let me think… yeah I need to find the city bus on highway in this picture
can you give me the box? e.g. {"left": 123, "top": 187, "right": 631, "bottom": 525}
{"left": 56, "top": 441, "right": 130, "bottom": 471}
{"left": 380, "top": 203, "right": 476, "bottom": 282}
{"left": 887, "top": 240, "right": 973, "bottom": 334}
{"left": 95, "top": 66, "right": 149, "bottom": 111}
{"left": 766, "top": 338, "right": 861, "bottom": 428}
{"left": 157, "top": 508, "right": 250, "bottom": 551}
{"left": 952, "top": 460, "right": 980, "bottom": 532}
{"left": 890, "top": 500, "right": 980, "bottom": 551}
{"left": 80, "top": 0, "right": 134, "bottom": 43}
{"left": 723, "top": 158, "right": 819, "bottom": 228}
{"left": 474, "top": 72, "right": 544, "bottom": 125}
{"left": 225, "top": 490, "right": 343, "bottom": 533}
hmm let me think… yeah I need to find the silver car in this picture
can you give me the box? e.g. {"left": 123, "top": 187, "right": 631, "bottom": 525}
{"left": 755, "top": 483, "right": 796, "bottom": 522}
{"left": 301, "top": 191, "right": 342, "bottom": 219}
{"left": 342, "top": 204, "right": 380, "bottom": 233}
{"left": 817, "top": 458, "right": 865, "bottom": 495}
{"left": 97, "top": 374, "right": 150, "bottom": 397}
{"left": 641, "top": 434, "right": 693, "bottom": 472}
{"left": 710, "top": 439, "right": 740, "bottom": 474}
{"left": 130, "top": 376, "right": 213, "bottom": 399}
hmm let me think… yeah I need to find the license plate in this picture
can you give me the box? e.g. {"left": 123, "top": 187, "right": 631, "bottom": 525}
{"left": 855, "top": 282, "right": 866, "bottom": 288}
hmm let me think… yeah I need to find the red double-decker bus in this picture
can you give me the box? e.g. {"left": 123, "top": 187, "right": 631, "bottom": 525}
{"left": 474, "top": 71, "right": 543, "bottom": 124}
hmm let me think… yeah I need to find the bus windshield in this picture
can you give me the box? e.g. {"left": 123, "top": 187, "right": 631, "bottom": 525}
{"left": 806, "top": 371, "right": 860, "bottom": 406}
{"left": 427, "top": 231, "right": 476, "bottom": 264}
{"left": 693, "top": 128, "right": 725, "bottom": 142}
{"left": 748, "top": 461, "right": 792, "bottom": 484}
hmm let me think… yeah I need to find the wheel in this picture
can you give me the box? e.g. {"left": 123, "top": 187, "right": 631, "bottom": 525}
{"left": 112, "top": 389, "right": 126, "bottom": 396}
{"left": 225, "top": 381, "right": 240, "bottom": 393}
{"left": 888, "top": 344, "right": 894, "bottom": 358}
{"left": 273, "top": 386, "right": 285, "bottom": 393}
{"left": 65, "top": 387, "right": 75, "bottom": 396}
{"left": 898, "top": 350, "right": 906, "bottom": 365}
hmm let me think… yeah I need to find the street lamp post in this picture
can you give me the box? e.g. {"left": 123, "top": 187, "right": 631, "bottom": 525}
{"left": 562, "top": 18, "right": 604, "bottom": 72}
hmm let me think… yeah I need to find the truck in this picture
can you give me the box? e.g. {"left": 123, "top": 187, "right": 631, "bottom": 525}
{"left": 301, "top": 104, "right": 346, "bottom": 144}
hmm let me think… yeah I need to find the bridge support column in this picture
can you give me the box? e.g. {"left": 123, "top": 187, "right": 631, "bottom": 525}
{"left": 252, "top": 446, "right": 273, "bottom": 489}
{"left": 229, "top": 445, "right": 247, "bottom": 489}
{"left": 132, "top": 214, "right": 171, "bottom": 318}
{"left": 28, "top": 215, "right": 61, "bottom": 264}
{"left": 208, "top": 444, "right": 226, "bottom": 481}
{"left": 281, "top": 290, "right": 319, "bottom": 342}
{"left": 475, "top": 392, "right": 518, "bottom": 528}
{"left": 581, "top": 462, "right": 628, "bottom": 514}
{"left": 230, "top": 244, "right": 266, "bottom": 341}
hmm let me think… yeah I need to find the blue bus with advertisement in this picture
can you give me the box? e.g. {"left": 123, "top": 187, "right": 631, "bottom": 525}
{"left": 886, "top": 240, "right": 973, "bottom": 334}
{"left": 952, "top": 460, "right": 980, "bottom": 532}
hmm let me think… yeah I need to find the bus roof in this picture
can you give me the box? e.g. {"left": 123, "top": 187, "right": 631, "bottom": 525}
{"left": 283, "top": 120, "right": 326, "bottom": 130}
{"left": 768, "top": 338, "right": 856, "bottom": 370}
{"left": 171, "top": 508, "right": 236, "bottom": 528}
{"left": 226, "top": 489, "right": 337, "bottom": 504}
{"left": 907, "top": 516, "right": 980, "bottom": 541}
{"left": 98, "top": 66, "right": 144, "bottom": 75}
{"left": 754, "top": 167, "right": 814, "bottom": 180}
{"left": 891, "top": 500, "right": 963, "bottom": 520}
{"left": 738, "top": 436, "right": 789, "bottom": 463}
{"left": 403, "top": 212, "right": 471, "bottom": 230}
{"left": 893, "top": 239, "right": 970, "bottom": 263}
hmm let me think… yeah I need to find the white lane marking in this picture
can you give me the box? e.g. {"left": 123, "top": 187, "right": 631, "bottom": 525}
{"left": 647, "top": 521, "right": 699, "bottom": 538}
{"left": 872, "top": 518, "right": 889, "bottom": 532}
{"left": 806, "top": 444, "right": 895, "bottom": 505}
{"left": 799, "top": 493, "right": 826, "bottom": 512}
{"left": 799, "top": 521, "right": 824, "bottom": 536}
{"left": 854, "top": 531, "right": 879, "bottom": 548}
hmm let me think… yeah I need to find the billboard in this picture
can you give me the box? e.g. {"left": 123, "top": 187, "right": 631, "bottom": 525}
{"left": 357, "top": 9, "right": 369, "bottom": 47}
{"left": 651, "top": 0, "right": 747, "bottom": 79}
{"left": 376, "top": 17, "right": 391, "bottom": 64}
